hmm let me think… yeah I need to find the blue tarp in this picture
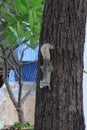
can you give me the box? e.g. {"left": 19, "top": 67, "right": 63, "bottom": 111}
{"left": 15, "top": 62, "right": 38, "bottom": 82}
{"left": 9, "top": 44, "right": 39, "bottom": 82}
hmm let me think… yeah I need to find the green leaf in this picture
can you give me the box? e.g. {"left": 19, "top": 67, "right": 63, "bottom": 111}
{"left": 9, "top": 26, "right": 18, "bottom": 38}
{"left": 29, "top": 35, "right": 39, "bottom": 48}
{"left": 29, "top": 10, "right": 33, "bottom": 22}
{"left": 14, "top": 0, "right": 21, "bottom": 15}
{"left": 5, "top": 34, "right": 16, "bottom": 45}
{"left": 30, "top": 0, "right": 41, "bottom": 6}
{"left": 14, "top": 0, "right": 27, "bottom": 15}
{"left": 83, "top": 70, "right": 87, "bottom": 74}
{"left": 23, "top": 31, "right": 31, "bottom": 40}
{"left": 17, "top": 21, "right": 22, "bottom": 36}
{"left": 29, "top": 10, "right": 34, "bottom": 28}
{"left": 4, "top": 12, "right": 17, "bottom": 25}
{"left": 37, "top": 12, "right": 43, "bottom": 18}
{"left": 20, "top": 2, "right": 27, "bottom": 14}
{"left": 20, "top": 0, "right": 29, "bottom": 9}
{"left": 2, "top": 29, "right": 10, "bottom": 36}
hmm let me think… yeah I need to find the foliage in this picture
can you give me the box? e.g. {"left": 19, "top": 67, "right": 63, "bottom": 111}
{"left": 2, "top": 122, "right": 34, "bottom": 130}
{"left": 10, "top": 122, "right": 34, "bottom": 130}
{"left": 0, "top": 0, "right": 45, "bottom": 48}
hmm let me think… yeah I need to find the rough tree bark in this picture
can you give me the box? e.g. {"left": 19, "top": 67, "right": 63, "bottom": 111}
{"left": 35, "top": 0, "right": 86, "bottom": 130}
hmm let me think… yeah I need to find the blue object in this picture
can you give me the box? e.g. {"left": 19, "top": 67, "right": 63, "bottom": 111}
{"left": 15, "top": 62, "right": 38, "bottom": 82}
{"left": 9, "top": 44, "right": 39, "bottom": 82}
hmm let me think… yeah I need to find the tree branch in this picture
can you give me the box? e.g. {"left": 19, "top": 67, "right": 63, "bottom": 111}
{"left": 20, "top": 46, "right": 28, "bottom": 62}
{"left": 6, "top": 57, "right": 19, "bottom": 79}
{"left": 22, "top": 60, "right": 38, "bottom": 66}
{"left": 9, "top": 48, "right": 19, "bottom": 66}
{"left": 4, "top": 78, "right": 18, "bottom": 107}
{"left": 21, "top": 83, "right": 36, "bottom": 104}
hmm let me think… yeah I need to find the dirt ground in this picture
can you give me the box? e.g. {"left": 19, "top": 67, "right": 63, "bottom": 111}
{"left": 0, "top": 82, "right": 36, "bottom": 128}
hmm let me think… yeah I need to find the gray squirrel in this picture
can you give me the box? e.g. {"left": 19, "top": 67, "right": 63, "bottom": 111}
{"left": 40, "top": 43, "right": 54, "bottom": 61}
{"left": 40, "top": 43, "right": 54, "bottom": 90}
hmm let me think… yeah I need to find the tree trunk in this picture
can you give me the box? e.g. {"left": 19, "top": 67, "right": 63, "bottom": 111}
{"left": 17, "top": 105, "right": 25, "bottom": 123}
{"left": 34, "top": 0, "right": 86, "bottom": 130}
